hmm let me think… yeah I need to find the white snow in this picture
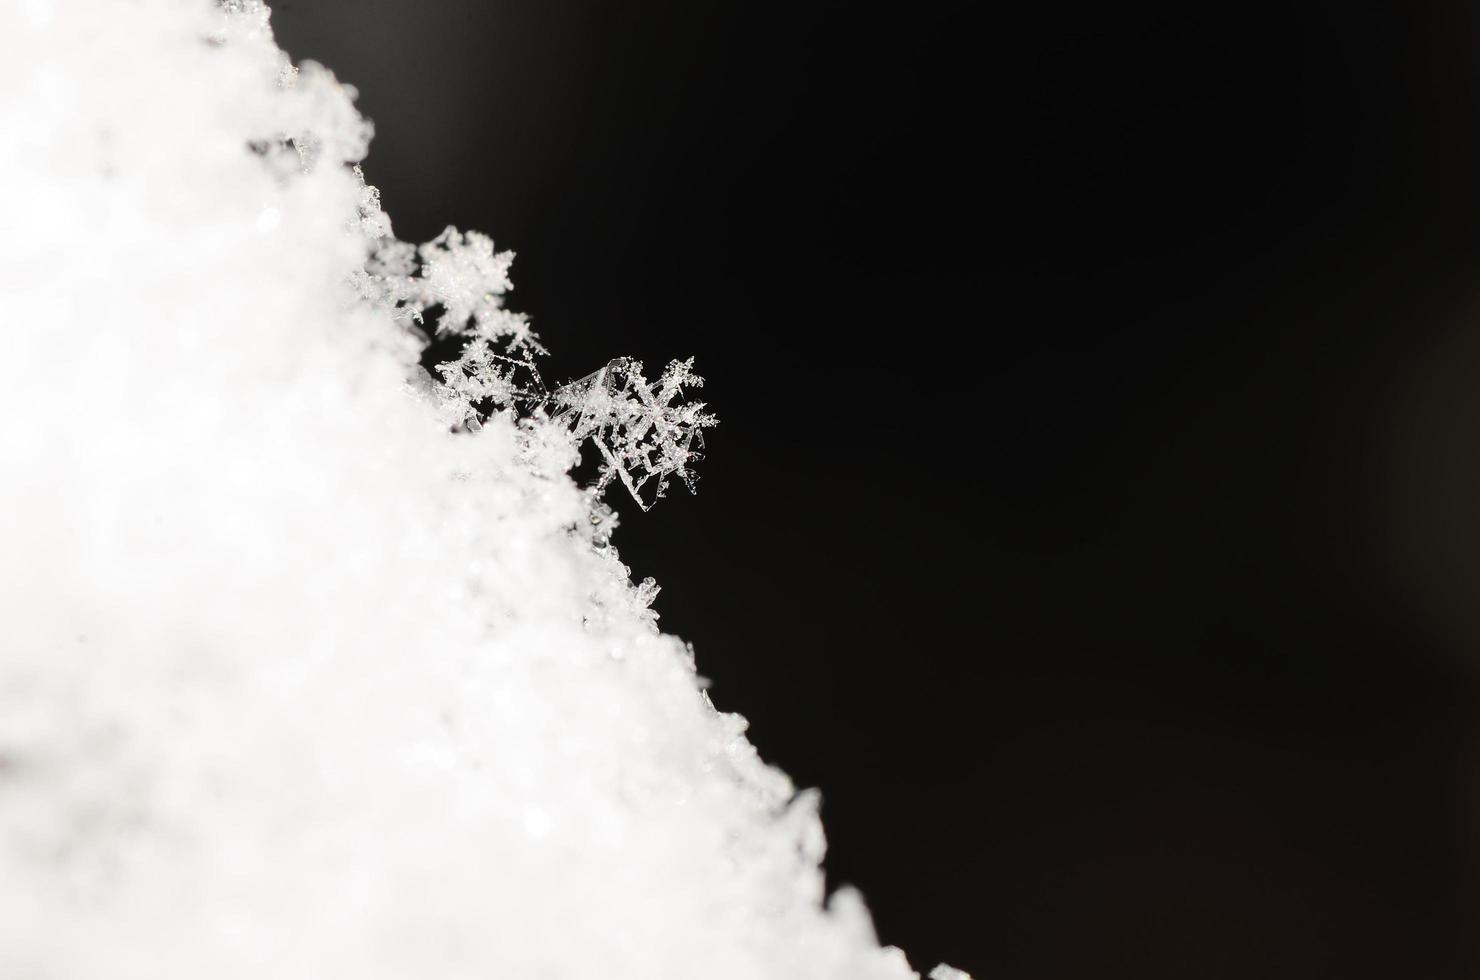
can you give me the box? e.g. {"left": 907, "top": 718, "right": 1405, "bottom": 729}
{"left": 0, "top": 1, "right": 968, "bottom": 977}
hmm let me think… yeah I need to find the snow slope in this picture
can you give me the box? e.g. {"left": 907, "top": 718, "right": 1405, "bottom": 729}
{"left": 0, "top": 2, "right": 964, "bottom": 977}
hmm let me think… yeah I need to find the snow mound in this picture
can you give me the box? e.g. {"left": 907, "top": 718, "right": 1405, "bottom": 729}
{"left": 0, "top": 1, "right": 965, "bottom": 977}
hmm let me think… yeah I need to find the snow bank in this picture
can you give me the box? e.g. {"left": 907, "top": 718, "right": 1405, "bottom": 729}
{"left": 0, "top": 2, "right": 964, "bottom": 977}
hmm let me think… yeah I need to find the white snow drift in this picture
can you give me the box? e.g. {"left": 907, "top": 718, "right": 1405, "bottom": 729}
{"left": 0, "top": 2, "right": 966, "bottom": 977}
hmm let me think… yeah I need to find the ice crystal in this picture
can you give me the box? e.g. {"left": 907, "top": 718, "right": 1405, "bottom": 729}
{"left": 380, "top": 227, "right": 535, "bottom": 344}
{"left": 350, "top": 213, "right": 712, "bottom": 509}
{"left": 550, "top": 357, "right": 717, "bottom": 510}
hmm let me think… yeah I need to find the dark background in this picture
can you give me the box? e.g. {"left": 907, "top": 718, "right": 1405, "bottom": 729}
{"left": 272, "top": 2, "right": 1480, "bottom": 975}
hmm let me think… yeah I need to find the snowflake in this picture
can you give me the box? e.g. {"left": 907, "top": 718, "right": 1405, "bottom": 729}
{"left": 356, "top": 223, "right": 712, "bottom": 510}
{"left": 434, "top": 338, "right": 545, "bottom": 429}
{"left": 362, "top": 225, "right": 538, "bottom": 346}
{"left": 549, "top": 357, "right": 716, "bottom": 511}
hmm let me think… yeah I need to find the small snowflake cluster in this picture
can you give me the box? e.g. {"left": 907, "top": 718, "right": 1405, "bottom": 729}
{"left": 374, "top": 227, "right": 537, "bottom": 347}
{"left": 358, "top": 224, "right": 714, "bottom": 510}
{"left": 549, "top": 357, "right": 716, "bottom": 511}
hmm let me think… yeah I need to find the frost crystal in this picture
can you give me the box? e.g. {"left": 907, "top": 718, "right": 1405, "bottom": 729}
{"left": 0, "top": 1, "right": 964, "bottom": 978}
{"left": 353, "top": 216, "right": 712, "bottom": 509}
{"left": 551, "top": 357, "right": 717, "bottom": 510}
{"left": 379, "top": 227, "right": 534, "bottom": 345}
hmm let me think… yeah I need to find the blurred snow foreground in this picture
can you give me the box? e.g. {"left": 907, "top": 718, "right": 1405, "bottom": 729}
{"left": 0, "top": 2, "right": 969, "bottom": 978}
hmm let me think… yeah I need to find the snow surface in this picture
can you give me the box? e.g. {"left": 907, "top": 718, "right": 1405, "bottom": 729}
{"left": 0, "top": 1, "right": 967, "bottom": 977}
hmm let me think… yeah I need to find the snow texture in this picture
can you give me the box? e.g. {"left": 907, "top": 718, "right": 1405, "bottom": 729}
{"left": 0, "top": 2, "right": 967, "bottom": 978}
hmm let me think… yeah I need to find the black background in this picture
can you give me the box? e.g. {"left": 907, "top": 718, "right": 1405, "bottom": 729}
{"left": 272, "top": 2, "right": 1480, "bottom": 976}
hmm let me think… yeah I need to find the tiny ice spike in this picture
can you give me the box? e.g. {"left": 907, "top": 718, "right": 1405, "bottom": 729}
{"left": 550, "top": 357, "right": 717, "bottom": 510}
